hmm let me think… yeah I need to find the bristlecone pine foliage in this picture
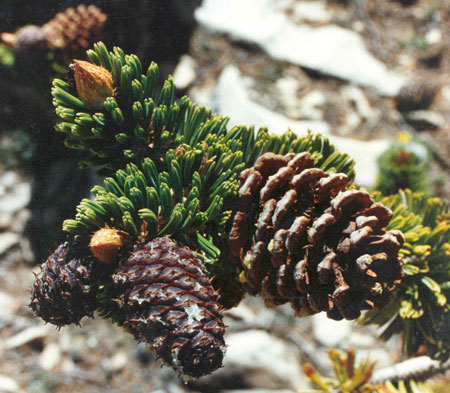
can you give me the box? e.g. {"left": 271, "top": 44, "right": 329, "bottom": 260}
{"left": 362, "top": 190, "right": 450, "bottom": 360}
{"left": 112, "top": 237, "right": 226, "bottom": 377}
{"left": 30, "top": 42, "right": 409, "bottom": 378}
{"left": 227, "top": 152, "right": 404, "bottom": 320}
{"left": 1, "top": 5, "right": 106, "bottom": 60}
{"left": 30, "top": 241, "right": 110, "bottom": 327}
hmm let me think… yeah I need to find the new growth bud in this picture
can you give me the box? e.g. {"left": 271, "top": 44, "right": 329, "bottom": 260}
{"left": 73, "top": 60, "right": 114, "bottom": 110}
{"left": 90, "top": 227, "right": 129, "bottom": 264}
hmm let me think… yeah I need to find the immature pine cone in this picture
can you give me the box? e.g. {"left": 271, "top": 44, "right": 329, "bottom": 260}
{"left": 1, "top": 5, "right": 106, "bottom": 60}
{"left": 12, "top": 25, "right": 49, "bottom": 57}
{"left": 112, "top": 237, "right": 226, "bottom": 377}
{"left": 227, "top": 152, "right": 404, "bottom": 320}
{"left": 42, "top": 5, "right": 107, "bottom": 56}
{"left": 30, "top": 241, "right": 106, "bottom": 327}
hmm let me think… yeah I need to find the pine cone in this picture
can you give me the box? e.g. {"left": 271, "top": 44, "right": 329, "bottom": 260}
{"left": 227, "top": 152, "right": 404, "bottom": 320}
{"left": 396, "top": 81, "right": 437, "bottom": 112}
{"left": 30, "top": 241, "right": 107, "bottom": 327}
{"left": 112, "top": 237, "right": 226, "bottom": 377}
{"left": 42, "top": 5, "right": 107, "bottom": 56}
{"left": 12, "top": 25, "right": 48, "bottom": 57}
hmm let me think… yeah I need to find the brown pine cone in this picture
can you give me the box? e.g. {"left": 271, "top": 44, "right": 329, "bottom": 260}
{"left": 112, "top": 237, "right": 226, "bottom": 377}
{"left": 42, "top": 5, "right": 107, "bottom": 56}
{"left": 30, "top": 241, "right": 107, "bottom": 327}
{"left": 227, "top": 152, "right": 404, "bottom": 320}
{"left": 395, "top": 80, "right": 437, "bottom": 112}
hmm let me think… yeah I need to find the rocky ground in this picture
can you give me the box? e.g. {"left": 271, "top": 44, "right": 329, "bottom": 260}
{"left": 177, "top": 0, "right": 450, "bottom": 192}
{"left": 0, "top": 0, "right": 449, "bottom": 392}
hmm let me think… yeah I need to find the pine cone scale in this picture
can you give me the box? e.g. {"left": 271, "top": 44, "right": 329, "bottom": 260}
{"left": 113, "top": 237, "right": 226, "bottom": 377}
{"left": 227, "top": 151, "right": 404, "bottom": 320}
{"left": 30, "top": 241, "right": 108, "bottom": 327}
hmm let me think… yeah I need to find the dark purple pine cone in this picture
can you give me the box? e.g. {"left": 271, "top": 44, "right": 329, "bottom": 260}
{"left": 227, "top": 152, "right": 404, "bottom": 320}
{"left": 30, "top": 241, "right": 106, "bottom": 327}
{"left": 112, "top": 237, "right": 226, "bottom": 377}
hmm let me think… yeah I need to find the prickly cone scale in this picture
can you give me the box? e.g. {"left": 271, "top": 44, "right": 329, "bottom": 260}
{"left": 112, "top": 237, "right": 227, "bottom": 377}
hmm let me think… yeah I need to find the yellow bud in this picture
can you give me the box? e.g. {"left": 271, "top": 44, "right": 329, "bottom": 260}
{"left": 397, "top": 131, "right": 412, "bottom": 145}
{"left": 73, "top": 60, "right": 114, "bottom": 109}
{"left": 90, "top": 227, "right": 129, "bottom": 263}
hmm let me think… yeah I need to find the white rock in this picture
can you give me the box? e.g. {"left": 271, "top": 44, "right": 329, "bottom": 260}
{"left": 0, "top": 212, "right": 13, "bottom": 229}
{"left": 215, "top": 66, "right": 330, "bottom": 134}
{"left": 173, "top": 55, "right": 197, "bottom": 90}
{"left": 312, "top": 312, "right": 351, "bottom": 347}
{"left": 343, "top": 85, "right": 379, "bottom": 122}
{"left": 347, "top": 332, "right": 376, "bottom": 348}
{"left": 224, "top": 297, "right": 288, "bottom": 330}
{"left": 352, "top": 21, "right": 365, "bottom": 33}
{"left": 196, "top": 0, "right": 406, "bottom": 96}
{"left": 0, "top": 233, "right": 20, "bottom": 255}
{"left": 0, "top": 182, "right": 31, "bottom": 214}
{"left": 150, "top": 384, "right": 186, "bottom": 393}
{"left": 0, "top": 291, "right": 18, "bottom": 316}
{"left": 189, "top": 79, "right": 217, "bottom": 107}
{"left": 276, "top": 76, "right": 303, "bottom": 118}
{"left": 425, "top": 29, "right": 442, "bottom": 45}
{"left": 405, "top": 110, "right": 446, "bottom": 130}
{"left": 4, "top": 325, "right": 51, "bottom": 349}
{"left": 441, "top": 85, "right": 450, "bottom": 102}
{"left": 298, "top": 90, "right": 326, "bottom": 120}
{"left": 86, "top": 336, "right": 98, "bottom": 349}
{"left": 60, "top": 358, "right": 76, "bottom": 374}
{"left": 10, "top": 209, "right": 31, "bottom": 234}
{"left": 223, "top": 330, "right": 306, "bottom": 389}
{"left": 108, "top": 351, "right": 129, "bottom": 372}
{"left": 292, "top": 1, "right": 331, "bottom": 24}
{"left": 341, "top": 110, "right": 362, "bottom": 134}
{"left": 39, "top": 343, "right": 62, "bottom": 371}
{"left": 191, "top": 330, "right": 306, "bottom": 390}
{"left": 0, "top": 375, "right": 19, "bottom": 393}
{"left": 214, "top": 66, "right": 389, "bottom": 187}
{"left": 331, "top": 137, "right": 388, "bottom": 187}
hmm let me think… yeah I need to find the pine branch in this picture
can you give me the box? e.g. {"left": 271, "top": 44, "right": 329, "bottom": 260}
{"left": 371, "top": 356, "right": 450, "bottom": 385}
{"left": 29, "top": 42, "right": 416, "bottom": 379}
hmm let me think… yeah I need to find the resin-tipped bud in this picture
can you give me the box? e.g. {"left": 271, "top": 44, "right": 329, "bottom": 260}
{"left": 90, "top": 227, "right": 130, "bottom": 264}
{"left": 73, "top": 60, "right": 114, "bottom": 110}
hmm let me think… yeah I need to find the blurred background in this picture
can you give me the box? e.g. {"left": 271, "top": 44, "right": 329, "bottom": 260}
{"left": 0, "top": 0, "right": 448, "bottom": 392}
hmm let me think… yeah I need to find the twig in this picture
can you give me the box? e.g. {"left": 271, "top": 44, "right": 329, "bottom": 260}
{"left": 371, "top": 356, "right": 450, "bottom": 384}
